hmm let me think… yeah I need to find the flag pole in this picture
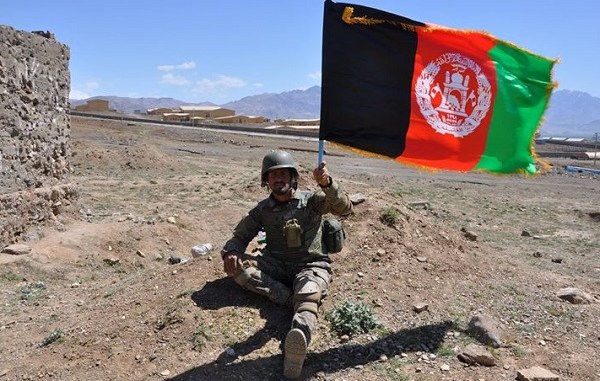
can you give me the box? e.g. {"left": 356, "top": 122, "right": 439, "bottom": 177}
{"left": 318, "top": 140, "right": 325, "bottom": 166}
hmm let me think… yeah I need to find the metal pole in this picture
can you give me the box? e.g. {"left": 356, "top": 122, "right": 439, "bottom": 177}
{"left": 594, "top": 132, "right": 598, "bottom": 167}
{"left": 318, "top": 140, "right": 325, "bottom": 166}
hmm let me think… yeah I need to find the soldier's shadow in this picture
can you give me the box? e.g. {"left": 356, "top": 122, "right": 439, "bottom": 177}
{"left": 191, "top": 277, "right": 292, "bottom": 362}
{"left": 179, "top": 278, "right": 453, "bottom": 381}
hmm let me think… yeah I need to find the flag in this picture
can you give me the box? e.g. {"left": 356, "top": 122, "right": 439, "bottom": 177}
{"left": 320, "top": 0, "right": 557, "bottom": 174}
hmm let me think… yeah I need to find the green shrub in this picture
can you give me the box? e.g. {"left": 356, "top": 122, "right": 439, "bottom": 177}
{"left": 327, "top": 300, "right": 380, "bottom": 337}
{"left": 380, "top": 207, "right": 401, "bottom": 226}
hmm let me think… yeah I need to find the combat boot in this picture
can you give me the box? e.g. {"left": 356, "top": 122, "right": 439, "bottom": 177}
{"left": 283, "top": 327, "right": 307, "bottom": 379}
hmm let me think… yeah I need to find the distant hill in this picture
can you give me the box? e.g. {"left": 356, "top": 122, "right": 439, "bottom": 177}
{"left": 70, "top": 88, "right": 600, "bottom": 138}
{"left": 222, "top": 86, "right": 321, "bottom": 120}
{"left": 542, "top": 90, "right": 600, "bottom": 137}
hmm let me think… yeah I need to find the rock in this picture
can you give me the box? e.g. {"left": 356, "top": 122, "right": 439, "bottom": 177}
{"left": 457, "top": 343, "right": 496, "bottom": 366}
{"left": 551, "top": 257, "right": 563, "bottom": 263}
{"left": 557, "top": 287, "right": 594, "bottom": 304}
{"left": 467, "top": 314, "right": 502, "bottom": 348}
{"left": 1, "top": 243, "right": 32, "bottom": 255}
{"left": 166, "top": 216, "right": 177, "bottom": 224}
{"left": 407, "top": 201, "right": 429, "bottom": 210}
{"left": 413, "top": 302, "right": 429, "bottom": 313}
{"left": 103, "top": 258, "right": 120, "bottom": 266}
{"left": 440, "top": 364, "right": 450, "bottom": 371}
{"left": 349, "top": 193, "right": 366, "bottom": 205}
{"left": 461, "top": 227, "right": 478, "bottom": 241}
{"left": 516, "top": 365, "right": 559, "bottom": 381}
{"left": 521, "top": 230, "right": 532, "bottom": 237}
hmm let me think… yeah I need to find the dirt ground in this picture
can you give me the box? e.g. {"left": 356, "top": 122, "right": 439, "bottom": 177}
{"left": 1, "top": 116, "right": 599, "bottom": 381}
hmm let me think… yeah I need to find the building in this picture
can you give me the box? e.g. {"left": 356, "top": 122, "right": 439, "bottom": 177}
{"left": 147, "top": 107, "right": 173, "bottom": 115}
{"left": 277, "top": 118, "right": 320, "bottom": 127}
{"left": 214, "top": 115, "right": 268, "bottom": 124}
{"left": 178, "top": 105, "right": 234, "bottom": 119}
{"left": 162, "top": 112, "right": 189, "bottom": 122}
{"left": 74, "top": 99, "right": 109, "bottom": 112}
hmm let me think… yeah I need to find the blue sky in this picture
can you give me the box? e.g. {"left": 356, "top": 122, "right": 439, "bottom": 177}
{"left": 3, "top": 1, "right": 598, "bottom": 104}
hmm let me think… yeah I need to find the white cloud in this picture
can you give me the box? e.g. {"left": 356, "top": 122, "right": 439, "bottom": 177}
{"left": 70, "top": 80, "right": 100, "bottom": 99}
{"left": 157, "top": 61, "right": 197, "bottom": 72}
{"left": 160, "top": 73, "right": 190, "bottom": 86}
{"left": 69, "top": 89, "right": 90, "bottom": 100}
{"left": 85, "top": 81, "right": 100, "bottom": 90}
{"left": 308, "top": 71, "right": 321, "bottom": 81}
{"left": 192, "top": 75, "right": 247, "bottom": 94}
{"left": 252, "top": 82, "right": 264, "bottom": 88}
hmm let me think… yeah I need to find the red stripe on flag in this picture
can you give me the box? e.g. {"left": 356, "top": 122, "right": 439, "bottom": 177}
{"left": 399, "top": 28, "right": 497, "bottom": 171}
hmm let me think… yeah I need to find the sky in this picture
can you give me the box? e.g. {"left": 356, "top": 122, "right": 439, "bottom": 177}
{"left": 3, "top": 1, "right": 599, "bottom": 104}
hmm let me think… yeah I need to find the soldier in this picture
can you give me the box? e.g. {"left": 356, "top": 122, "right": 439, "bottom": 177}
{"left": 221, "top": 149, "right": 353, "bottom": 379}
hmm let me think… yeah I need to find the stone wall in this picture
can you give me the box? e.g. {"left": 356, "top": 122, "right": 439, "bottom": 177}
{"left": 0, "top": 25, "right": 77, "bottom": 246}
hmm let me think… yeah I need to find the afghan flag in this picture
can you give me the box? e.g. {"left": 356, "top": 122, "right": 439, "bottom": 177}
{"left": 320, "top": 0, "right": 557, "bottom": 174}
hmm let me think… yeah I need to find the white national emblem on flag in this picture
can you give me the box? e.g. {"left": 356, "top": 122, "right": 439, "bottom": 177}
{"left": 415, "top": 53, "right": 492, "bottom": 138}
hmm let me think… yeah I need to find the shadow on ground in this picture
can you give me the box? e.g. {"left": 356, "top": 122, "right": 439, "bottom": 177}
{"left": 177, "top": 283, "right": 452, "bottom": 381}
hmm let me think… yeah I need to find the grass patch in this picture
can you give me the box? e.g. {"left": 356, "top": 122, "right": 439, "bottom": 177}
{"left": 192, "top": 323, "right": 213, "bottom": 351}
{"left": 377, "top": 357, "right": 409, "bottom": 381}
{"left": 511, "top": 345, "right": 527, "bottom": 358}
{"left": 380, "top": 207, "right": 401, "bottom": 226}
{"left": 40, "top": 329, "right": 64, "bottom": 347}
{"left": 156, "top": 300, "right": 187, "bottom": 330}
{"left": 435, "top": 345, "right": 455, "bottom": 357}
{"left": 20, "top": 281, "right": 47, "bottom": 303}
{"left": 176, "top": 288, "right": 196, "bottom": 299}
{"left": 0, "top": 269, "right": 23, "bottom": 282}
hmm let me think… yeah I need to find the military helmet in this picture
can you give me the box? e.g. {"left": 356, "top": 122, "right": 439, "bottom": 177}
{"left": 261, "top": 150, "right": 299, "bottom": 187}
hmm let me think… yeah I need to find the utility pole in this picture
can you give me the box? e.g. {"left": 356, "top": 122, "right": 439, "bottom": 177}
{"left": 594, "top": 132, "right": 599, "bottom": 167}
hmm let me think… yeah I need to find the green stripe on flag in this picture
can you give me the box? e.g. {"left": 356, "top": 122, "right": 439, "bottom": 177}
{"left": 475, "top": 41, "right": 555, "bottom": 174}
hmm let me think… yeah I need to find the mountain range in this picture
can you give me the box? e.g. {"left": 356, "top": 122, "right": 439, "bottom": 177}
{"left": 70, "top": 87, "right": 600, "bottom": 138}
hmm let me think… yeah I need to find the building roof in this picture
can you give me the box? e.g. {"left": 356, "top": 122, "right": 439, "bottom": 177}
{"left": 281, "top": 118, "right": 320, "bottom": 123}
{"left": 179, "top": 105, "right": 225, "bottom": 111}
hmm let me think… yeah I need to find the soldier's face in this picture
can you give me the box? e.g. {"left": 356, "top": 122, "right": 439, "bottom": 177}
{"left": 267, "top": 168, "right": 293, "bottom": 196}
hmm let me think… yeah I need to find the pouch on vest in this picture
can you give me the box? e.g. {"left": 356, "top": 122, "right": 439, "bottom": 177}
{"left": 322, "top": 218, "right": 345, "bottom": 254}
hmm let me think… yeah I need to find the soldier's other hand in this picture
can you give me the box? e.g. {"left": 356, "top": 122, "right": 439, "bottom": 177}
{"left": 313, "top": 161, "right": 331, "bottom": 187}
{"left": 223, "top": 251, "right": 242, "bottom": 277}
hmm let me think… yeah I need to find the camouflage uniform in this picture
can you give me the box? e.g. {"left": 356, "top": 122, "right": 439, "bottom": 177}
{"left": 222, "top": 179, "right": 352, "bottom": 344}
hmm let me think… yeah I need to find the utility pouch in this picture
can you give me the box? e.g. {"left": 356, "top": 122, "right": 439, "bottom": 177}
{"left": 283, "top": 218, "right": 303, "bottom": 248}
{"left": 322, "top": 218, "right": 345, "bottom": 254}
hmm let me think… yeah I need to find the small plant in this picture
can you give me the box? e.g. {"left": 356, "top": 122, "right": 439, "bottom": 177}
{"left": 177, "top": 288, "right": 195, "bottom": 299}
{"left": 378, "top": 357, "right": 409, "bottom": 381}
{"left": 20, "top": 281, "right": 46, "bottom": 302}
{"left": 0, "top": 269, "right": 23, "bottom": 282}
{"left": 327, "top": 300, "right": 380, "bottom": 337}
{"left": 156, "top": 301, "right": 186, "bottom": 330}
{"left": 380, "top": 207, "right": 401, "bottom": 226}
{"left": 435, "top": 345, "right": 455, "bottom": 357}
{"left": 41, "top": 329, "right": 64, "bottom": 347}
{"left": 192, "top": 323, "right": 213, "bottom": 351}
{"left": 511, "top": 345, "right": 527, "bottom": 358}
